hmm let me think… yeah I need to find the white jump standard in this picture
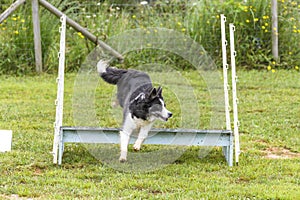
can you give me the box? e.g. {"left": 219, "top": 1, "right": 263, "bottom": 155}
{"left": 52, "top": 14, "right": 240, "bottom": 166}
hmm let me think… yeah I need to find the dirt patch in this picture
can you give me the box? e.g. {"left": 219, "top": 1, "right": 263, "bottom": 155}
{"left": 263, "top": 147, "right": 300, "bottom": 159}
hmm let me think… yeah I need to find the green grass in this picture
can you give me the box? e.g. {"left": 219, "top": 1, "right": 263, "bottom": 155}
{"left": 0, "top": 69, "right": 300, "bottom": 199}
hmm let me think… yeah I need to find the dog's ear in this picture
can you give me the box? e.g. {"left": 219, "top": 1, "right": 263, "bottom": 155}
{"left": 149, "top": 87, "right": 157, "bottom": 99}
{"left": 157, "top": 86, "right": 162, "bottom": 97}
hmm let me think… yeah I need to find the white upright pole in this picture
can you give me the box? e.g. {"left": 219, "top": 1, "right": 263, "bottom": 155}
{"left": 229, "top": 23, "right": 240, "bottom": 165}
{"left": 53, "top": 15, "right": 66, "bottom": 164}
{"left": 220, "top": 14, "right": 231, "bottom": 130}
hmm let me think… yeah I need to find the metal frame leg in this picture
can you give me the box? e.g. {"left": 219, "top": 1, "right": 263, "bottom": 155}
{"left": 58, "top": 130, "right": 64, "bottom": 165}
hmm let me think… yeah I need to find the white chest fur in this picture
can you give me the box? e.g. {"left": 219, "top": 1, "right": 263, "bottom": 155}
{"left": 123, "top": 113, "right": 155, "bottom": 131}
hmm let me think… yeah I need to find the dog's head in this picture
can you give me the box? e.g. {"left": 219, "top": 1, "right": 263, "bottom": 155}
{"left": 129, "top": 86, "right": 172, "bottom": 121}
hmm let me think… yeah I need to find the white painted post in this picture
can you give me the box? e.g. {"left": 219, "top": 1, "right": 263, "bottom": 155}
{"left": 229, "top": 23, "right": 240, "bottom": 165}
{"left": 53, "top": 15, "right": 66, "bottom": 164}
{"left": 220, "top": 14, "right": 231, "bottom": 130}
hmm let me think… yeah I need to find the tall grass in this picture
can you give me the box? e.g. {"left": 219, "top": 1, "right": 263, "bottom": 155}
{"left": 185, "top": 0, "right": 300, "bottom": 69}
{"left": 0, "top": 0, "right": 299, "bottom": 73}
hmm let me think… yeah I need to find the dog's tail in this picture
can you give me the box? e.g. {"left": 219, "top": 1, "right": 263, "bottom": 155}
{"left": 97, "top": 60, "right": 128, "bottom": 85}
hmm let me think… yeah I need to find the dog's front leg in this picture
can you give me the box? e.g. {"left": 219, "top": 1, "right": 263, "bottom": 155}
{"left": 119, "top": 130, "right": 131, "bottom": 162}
{"left": 119, "top": 114, "right": 135, "bottom": 162}
{"left": 133, "top": 123, "right": 153, "bottom": 151}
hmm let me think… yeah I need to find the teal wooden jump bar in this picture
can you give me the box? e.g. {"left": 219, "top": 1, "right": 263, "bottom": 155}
{"left": 58, "top": 127, "right": 233, "bottom": 166}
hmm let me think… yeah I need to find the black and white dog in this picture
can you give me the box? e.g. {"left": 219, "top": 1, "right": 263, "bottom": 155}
{"left": 97, "top": 60, "right": 172, "bottom": 162}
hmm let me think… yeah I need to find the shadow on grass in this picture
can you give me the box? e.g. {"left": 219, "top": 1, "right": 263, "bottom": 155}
{"left": 61, "top": 144, "right": 227, "bottom": 172}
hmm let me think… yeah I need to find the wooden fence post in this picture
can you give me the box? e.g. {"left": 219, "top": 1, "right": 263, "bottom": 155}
{"left": 38, "top": 0, "right": 124, "bottom": 60}
{"left": 271, "top": 0, "right": 279, "bottom": 60}
{"left": 32, "top": 0, "right": 43, "bottom": 73}
{"left": 0, "top": 0, "right": 26, "bottom": 24}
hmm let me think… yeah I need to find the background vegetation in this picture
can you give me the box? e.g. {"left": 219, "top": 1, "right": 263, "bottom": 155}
{"left": 0, "top": 0, "right": 300, "bottom": 74}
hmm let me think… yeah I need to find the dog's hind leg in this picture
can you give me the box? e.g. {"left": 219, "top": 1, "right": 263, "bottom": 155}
{"left": 133, "top": 123, "right": 153, "bottom": 151}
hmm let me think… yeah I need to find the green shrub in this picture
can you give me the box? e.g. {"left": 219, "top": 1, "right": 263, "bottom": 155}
{"left": 0, "top": 0, "right": 299, "bottom": 73}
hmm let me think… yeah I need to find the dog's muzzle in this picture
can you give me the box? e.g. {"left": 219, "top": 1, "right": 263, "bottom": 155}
{"left": 165, "top": 112, "right": 172, "bottom": 121}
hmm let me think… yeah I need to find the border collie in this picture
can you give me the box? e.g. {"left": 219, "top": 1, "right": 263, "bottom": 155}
{"left": 97, "top": 60, "right": 172, "bottom": 162}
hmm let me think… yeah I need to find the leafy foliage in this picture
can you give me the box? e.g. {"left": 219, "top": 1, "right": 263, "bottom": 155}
{"left": 0, "top": 0, "right": 299, "bottom": 73}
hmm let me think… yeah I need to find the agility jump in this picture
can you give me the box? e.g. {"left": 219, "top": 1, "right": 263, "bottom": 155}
{"left": 52, "top": 14, "right": 240, "bottom": 166}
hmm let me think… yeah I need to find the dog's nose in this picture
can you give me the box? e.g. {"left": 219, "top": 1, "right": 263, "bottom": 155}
{"left": 168, "top": 112, "right": 173, "bottom": 118}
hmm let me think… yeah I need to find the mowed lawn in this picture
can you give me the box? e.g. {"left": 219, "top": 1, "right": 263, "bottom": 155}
{"left": 0, "top": 70, "right": 299, "bottom": 199}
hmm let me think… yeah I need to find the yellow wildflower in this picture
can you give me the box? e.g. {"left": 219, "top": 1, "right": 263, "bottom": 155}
{"left": 77, "top": 32, "right": 84, "bottom": 39}
{"left": 272, "top": 61, "right": 276, "bottom": 65}
{"left": 21, "top": 19, "right": 25, "bottom": 23}
{"left": 289, "top": 52, "right": 292, "bottom": 55}
{"left": 14, "top": 30, "right": 19, "bottom": 34}
{"left": 254, "top": 18, "right": 259, "bottom": 22}
{"left": 181, "top": 28, "right": 186, "bottom": 32}
{"left": 12, "top": 17, "right": 17, "bottom": 21}
{"left": 132, "top": 15, "right": 136, "bottom": 19}
{"left": 295, "top": 66, "right": 299, "bottom": 70}
{"left": 272, "top": 69, "right": 276, "bottom": 73}
{"left": 265, "top": 23, "right": 268, "bottom": 26}
{"left": 263, "top": 16, "right": 268, "bottom": 19}
{"left": 267, "top": 66, "right": 272, "bottom": 70}
{"left": 177, "top": 22, "right": 182, "bottom": 26}
{"left": 262, "top": 26, "right": 266, "bottom": 30}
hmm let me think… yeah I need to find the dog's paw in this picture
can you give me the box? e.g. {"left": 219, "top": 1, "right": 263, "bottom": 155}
{"left": 119, "top": 157, "right": 127, "bottom": 163}
{"left": 133, "top": 145, "right": 141, "bottom": 151}
{"left": 133, "top": 139, "right": 143, "bottom": 151}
